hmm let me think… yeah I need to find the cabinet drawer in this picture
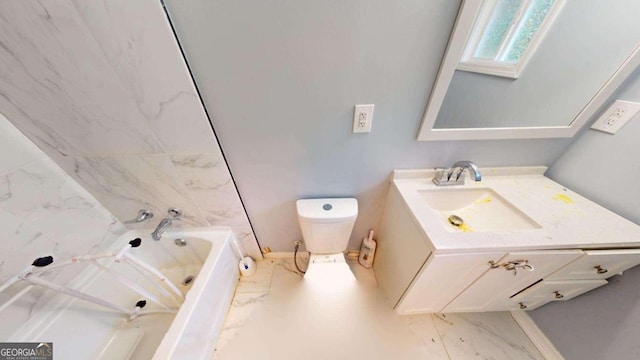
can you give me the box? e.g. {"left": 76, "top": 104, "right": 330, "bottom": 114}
{"left": 547, "top": 249, "right": 640, "bottom": 280}
{"left": 442, "top": 250, "right": 584, "bottom": 313}
{"left": 511, "top": 279, "right": 607, "bottom": 310}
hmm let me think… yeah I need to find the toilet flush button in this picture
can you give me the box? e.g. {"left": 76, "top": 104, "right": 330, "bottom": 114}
{"left": 322, "top": 204, "right": 333, "bottom": 211}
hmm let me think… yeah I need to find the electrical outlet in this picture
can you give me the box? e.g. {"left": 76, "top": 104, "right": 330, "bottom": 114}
{"left": 353, "top": 104, "right": 374, "bottom": 133}
{"left": 591, "top": 100, "right": 640, "bottom": 134}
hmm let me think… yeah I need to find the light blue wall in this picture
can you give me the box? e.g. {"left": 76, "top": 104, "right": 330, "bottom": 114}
{"left": 530, "top": 68, "right": 640, "bottom": 359}
{"left": 165, "top": 0, "right": 577, "bottom": 251}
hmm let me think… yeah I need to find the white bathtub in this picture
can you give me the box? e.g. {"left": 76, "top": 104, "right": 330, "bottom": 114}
{"left": 8, "top": 228, "right": 239, "bottom": 359}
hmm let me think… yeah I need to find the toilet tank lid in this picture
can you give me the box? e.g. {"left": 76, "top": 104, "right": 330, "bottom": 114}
{"left": 296, "top": 198, "right": 358, "bottom": 221}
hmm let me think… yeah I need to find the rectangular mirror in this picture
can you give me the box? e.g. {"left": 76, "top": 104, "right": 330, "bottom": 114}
{"left": 418, "top": 0, "right": 640, "bottom": 141}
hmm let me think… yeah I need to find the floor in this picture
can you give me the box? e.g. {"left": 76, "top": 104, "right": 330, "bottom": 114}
{"left": 212, "top": 256, "right": 545, "bottom": 360}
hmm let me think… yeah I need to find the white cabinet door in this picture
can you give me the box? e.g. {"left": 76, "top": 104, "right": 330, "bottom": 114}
{"left": 443, "top": 250, "right": 584, "bottom": 312}
{"left": 374, "top": 185, "right": 434, "bottom": 307}
{"left": 547, "top": 249, "right": 640, "bottom": 281}
{"left": 396, "top": 252, "right": 507, "bottom": 314}
{"left": 509, "top": 279, "right": 608, "bottom": 311}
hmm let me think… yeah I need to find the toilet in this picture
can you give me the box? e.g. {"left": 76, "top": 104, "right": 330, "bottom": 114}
{"left": 296, "top": 198, "right": 358, "bottom": 276}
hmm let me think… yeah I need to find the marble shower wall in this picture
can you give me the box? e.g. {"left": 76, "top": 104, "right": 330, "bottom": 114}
{"left": 0, "top": 1, "right": 261, "bottom": 258}
{"left": 0, "top": 114, "right": 126, "bottom": 340}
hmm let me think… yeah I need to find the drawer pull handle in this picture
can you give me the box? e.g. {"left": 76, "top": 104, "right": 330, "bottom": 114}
{"left": 595, "top": 265, "right": 608, "bottom": 274}
{"left": 554, "top": 291, "right": 564, "bottom": 299}
{"left": 489, "top": 259, "right": 534, "bottom": 275}
{"left": 519, "top": 302, "right": 527, "bottom": 310}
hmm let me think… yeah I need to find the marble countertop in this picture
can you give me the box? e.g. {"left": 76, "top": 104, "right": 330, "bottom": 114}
{"left": 392, "top": 167, "right": 640, "bottom": 253}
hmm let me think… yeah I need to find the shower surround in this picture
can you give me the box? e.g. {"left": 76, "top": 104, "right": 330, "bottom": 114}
{"left": 0, "top": 0, "right": 261, "bottom": 258}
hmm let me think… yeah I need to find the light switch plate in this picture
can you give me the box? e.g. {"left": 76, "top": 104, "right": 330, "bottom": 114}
{"left": 590, "top": 100, "right": 640, "bottom": 134}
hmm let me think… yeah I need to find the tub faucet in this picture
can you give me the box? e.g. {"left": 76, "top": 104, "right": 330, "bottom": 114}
{"left": 432, "top": 161, "right": 482, "bottom": 186}
{"left": 151, "top": 208, "right": 182, "bottom": 241}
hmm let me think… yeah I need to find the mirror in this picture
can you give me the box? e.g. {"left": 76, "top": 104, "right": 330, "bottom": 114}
{"left": 418, "top": 0, "right": 640, "bottom": 141}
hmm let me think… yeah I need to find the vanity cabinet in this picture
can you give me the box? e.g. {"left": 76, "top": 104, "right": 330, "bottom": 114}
{"left": 374, "top": 175, "right": 640, "bottom": 314}
{"left": 394, "top": 249, "right": 585, "bottom": 314}
{"left": 389, "top": 248, "right": 640, "bottom": 314}
{"left": 509, "top": 279, "right": 608, "bottom": 310}
{"left": 442, "top": 250, "right": 584, "bottom": 313}
{"left": 545, "top": 249, "right": 640, "bottom": 281}
{"left": 512, "top": 249, "right": 640, "bottom": 310}
{"left": 396, "top": 252, "right": 506, "bottom": 314}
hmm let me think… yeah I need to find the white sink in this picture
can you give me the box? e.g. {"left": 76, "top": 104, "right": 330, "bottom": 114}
{"left": 418, "top": 188, "right": 541, "bottom": 232}
{"left": 388, "top": 166, "right": 640, "bottom": 252}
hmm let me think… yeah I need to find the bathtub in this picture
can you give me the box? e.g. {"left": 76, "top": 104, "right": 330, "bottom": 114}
{"left": 7, "top": 228, "right": 239, "bottom": 359}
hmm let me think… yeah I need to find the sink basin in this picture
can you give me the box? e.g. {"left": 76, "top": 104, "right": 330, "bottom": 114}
{"left": 418, "top": 188, "right": 541, "bottom": 232}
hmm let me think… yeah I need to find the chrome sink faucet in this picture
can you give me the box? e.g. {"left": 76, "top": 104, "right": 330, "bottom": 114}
{"left": 151, "top": 208, "right": 182, "bottom": 241}
{"left": 432, "top": 161, "right": 482, "bottom": 186}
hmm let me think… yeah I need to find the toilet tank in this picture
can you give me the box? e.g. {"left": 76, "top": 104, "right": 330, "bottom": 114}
{"left": 296, "top": 198, "right": 358, "bottom": 254}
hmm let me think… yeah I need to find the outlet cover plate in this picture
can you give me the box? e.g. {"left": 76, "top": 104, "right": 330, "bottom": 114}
{"left": 591, "top": 100, "right": 640, "bottom": 134}
{"left": 353, "top": 104, "right": 374, "bottom": 133}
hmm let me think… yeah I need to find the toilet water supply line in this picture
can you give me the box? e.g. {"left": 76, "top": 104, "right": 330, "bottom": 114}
{"left": 0, "top": 238, "right": 183, "bottom": 319}
{"left": 293, "top": 241, "right": 307, "bottom": 274}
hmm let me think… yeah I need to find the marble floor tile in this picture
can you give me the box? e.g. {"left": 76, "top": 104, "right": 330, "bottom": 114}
{"left": 235, "top": 260, "right": 276, "bottom": 293}
{"left": 213, "top": 291, "right": 270, "bottom": 359}
{"left": 346, "top": 257, "right": 379, "bottom": 288}
{"left": 269, "top": 258, "right": 305, "bottom": 291}
{"left": 432, "top": 312, "right": 544, "bottom": 360}
{"left": 401, "top": 315, "right": 450, "bottom": 360}
{"left": 212, "top": 256, "right": 545, "bottom": 360}
{"left": 214, "top": 258, "right": 450, "bottom": 360}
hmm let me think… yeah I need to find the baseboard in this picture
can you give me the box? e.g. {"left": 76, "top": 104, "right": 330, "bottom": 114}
{"left": 263, "top": 252, "right": 298, "bottom": 259}
{"left": 263, "top": 251, "right": 360, "bottom": 260}
{"left": 510, "top": 311, "right": 564, "bottom": 360}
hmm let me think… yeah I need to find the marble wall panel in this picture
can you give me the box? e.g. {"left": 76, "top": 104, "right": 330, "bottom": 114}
{"left": 170, "top": 154, "right": 262, "bottom": 258}
{"left": 58, "top": 155, "right": 208, "bottom": 228}
{"left": 0, "top": 0, "right": 262, "bottom": 259}
{"left": 69, "top": 0, "right": 218, "bottom": 154}
{"left": 0, "top": 115, "right": 126, "bottom": 340}
{"left": 0, "top": 1, "right": 164, "bottom": 157}
{"left": 0, "top": 115, "right": 46, "bottom": 173}
{"left": 170, "top": 154, "right": 244, "bottom": 226}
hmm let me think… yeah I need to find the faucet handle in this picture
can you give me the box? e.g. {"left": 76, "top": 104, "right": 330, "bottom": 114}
{"left": 432, "top": 167, "right": 465, "bottom": 186}
{"left": 450, "top": 167, "right": 466, "bottom": 181}
{"left": 433, "top": 168, "right": 449, "bottom": 181}
{"left": 167, "top": 208, "right": 183, "bottom": 218}
{"left": 124, "top": 209, "right": 154, "bottom": 224}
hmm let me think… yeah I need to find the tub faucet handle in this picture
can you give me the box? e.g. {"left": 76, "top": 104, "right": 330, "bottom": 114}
{"left": 124, "top": 209, "right": 154, "bottom": 224}
{"left": 151, "top": 208, "right": 183, "bottom": 241}
{"left": 167, "top": 208, "right": 182, "bottom": 218}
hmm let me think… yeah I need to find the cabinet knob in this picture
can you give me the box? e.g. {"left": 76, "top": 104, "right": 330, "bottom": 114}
{"left": 595, "top": 265, "right": 608, "bottom": 274}
{"left": 554, "top": 291, "right": 564, "bottom": 299}
{"left": 519, "top": 302, "right": 527, "bottom": 310}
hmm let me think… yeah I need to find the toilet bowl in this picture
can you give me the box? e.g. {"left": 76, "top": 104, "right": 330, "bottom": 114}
{"left": 296, "top": 198, "right": 358, "bottom": 276}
